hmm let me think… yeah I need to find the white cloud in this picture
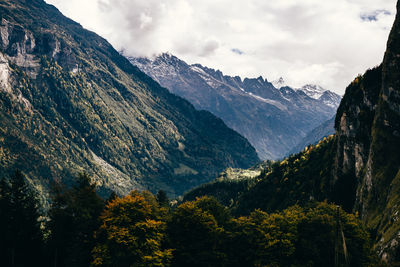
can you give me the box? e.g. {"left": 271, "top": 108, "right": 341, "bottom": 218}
{"left": 45, "top": 0, "right": 397, "bottom": 94}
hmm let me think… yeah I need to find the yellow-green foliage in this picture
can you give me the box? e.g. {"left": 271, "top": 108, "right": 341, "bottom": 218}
{"left": 92, "top": 191, "right": 172, "bottom": 267}
{"left": 44, "top": 187, "right": 375, "bottom": 266}
{"left": 228, "top": 202, "right": 372, "bottom": 267}
{"left": 232, "top": 135, "right": 339, "bottom": 215}
{"left": 167, "top": 196, "right": 229, "bottom": 266}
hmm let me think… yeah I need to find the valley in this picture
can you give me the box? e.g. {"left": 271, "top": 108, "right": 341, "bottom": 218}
{"left": 0, "top": 0, "right": 399, "bottom": 266}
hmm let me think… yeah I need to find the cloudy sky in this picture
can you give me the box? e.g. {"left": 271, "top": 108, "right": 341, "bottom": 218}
{"left": 45, "top": 0, "right": 397, "bottom": 94}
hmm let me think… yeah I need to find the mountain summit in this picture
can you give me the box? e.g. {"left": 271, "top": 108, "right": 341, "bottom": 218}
{"left": 298, "top": 84, "right": 328, "bottom": 99}
{"left": 271, "top": 77, "right": 286, "bottom": 89}
{"left": 130, "top": 54, "right": 341, "bottom": 159}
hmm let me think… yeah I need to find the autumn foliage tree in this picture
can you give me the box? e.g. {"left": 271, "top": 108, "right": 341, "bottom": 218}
{"left": 91, "top": 190, "right": 172, "bottom": 267}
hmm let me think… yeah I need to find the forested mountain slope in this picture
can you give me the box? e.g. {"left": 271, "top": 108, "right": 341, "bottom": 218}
{"left": 0, "top": 0, "right": 259, "bottom": 197}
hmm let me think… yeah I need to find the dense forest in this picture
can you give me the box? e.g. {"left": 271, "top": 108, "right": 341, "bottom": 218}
{"left": 0, "top": 169, "right": 391, "bottom": 267}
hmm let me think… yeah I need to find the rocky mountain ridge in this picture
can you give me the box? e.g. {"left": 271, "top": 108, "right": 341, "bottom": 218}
{"left": 273, "top": 78, "right": 341, "bottom": 107}
{"left": 130, "top": 53, "right": 341, "bottom": 159}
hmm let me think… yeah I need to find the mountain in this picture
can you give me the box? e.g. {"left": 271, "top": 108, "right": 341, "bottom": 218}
{"left": 0, "top": 0, "right": 259, "bottom": 197}
{"left": 298, "top": 84, "right": 326, "bottom": 99}
{"left": 287, "top": 116, "right": 335, "bottom": 155}
{"left": 184, "top": 1, "right": 400, "bottom": 262}
{"left": 276, "top": 80, "right": 341, "bottom": 108}
{"left": 271, "top": 77, "right": 286, "bottom": 89}
{"left": 298, "top": 84, "right": 342, "bottom": 107}
{"left": 129, "top": 54, "right": 341, "bottom": 159}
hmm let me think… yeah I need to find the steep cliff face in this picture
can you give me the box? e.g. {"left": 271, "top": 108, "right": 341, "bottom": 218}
{"left": 0, "top": 0, "right": 259, "bottom": 197}
{"left": 334, "top": 2, "right": 400, "bottom": 260}
{"left": 364, "top": 1, "right": 400, "bottom": 258}
{"left": 334, "top": 66, "right": 382, "bottom": 211}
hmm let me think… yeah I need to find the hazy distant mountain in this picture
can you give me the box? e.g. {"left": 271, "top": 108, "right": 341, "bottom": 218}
{"left": 130, "top": 54, "right": 341, "bottom": 159}
{"left": 287, "top": 116, "right": 335, "bottom": 156}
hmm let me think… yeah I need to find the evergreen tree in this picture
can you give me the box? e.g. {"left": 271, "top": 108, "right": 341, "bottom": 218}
{"left": 106, "top": 191, "right": 117, "bottom": 203}
{"left": 156, "top": 190, "right": 169, "bottom": 207}
{"left": 294, "top": 202, "right": 373, "bottom": 267}
{"left": 0, "top": 170, "right": 44, "bottom": 267}
{"left": 167, "top": 196, "right": 229, "bottom": 267}
{"left": 228, "top": 206, "right": 303, "bottom": 266}
{"left": 48, "top": 173, "right": 104, "bottom": 267}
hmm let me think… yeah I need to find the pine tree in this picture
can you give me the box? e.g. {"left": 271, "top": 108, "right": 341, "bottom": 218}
{"left": 48, "top": 173, "right": 104, "bottom": 267}
{"left": 167, "top": 196, "right": 229, "bottom": 267}
{"left": 0, "top": 170, "right": 44, "bottom": 267}
{"left": 156, "top": 190, "right": 169, "bottom": 207}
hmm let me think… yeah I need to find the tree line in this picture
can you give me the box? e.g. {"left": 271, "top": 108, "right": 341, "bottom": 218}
{"left": 0, "top": 170, "right": 386, "bottom": 266}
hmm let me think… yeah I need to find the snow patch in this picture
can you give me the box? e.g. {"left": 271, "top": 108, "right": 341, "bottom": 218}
{"left": 272, "top": 77, "right": 286, "bottom": 89}
{"left": 297, "top": 84, "right": 326, "bottom": 99}
{"left": 190, "top": 65, "right": 208, "bottom": 76}
{"left": 248, "top": 92, "right": 288, "bottom": 111}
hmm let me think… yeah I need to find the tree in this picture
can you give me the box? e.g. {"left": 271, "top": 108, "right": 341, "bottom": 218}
{"left": 228, "top": 206, "right": 303, "bottom": 267}
{"left": 0, "top": 170, "right": 44, "bottom": 267}
{"left": 47, "top": 173, "right": 104, "bottom": 267}
{"left": 91, "top": 190, "right": 172, "bottom": 267}
{"left": 156, "top": 190, "right": 169, "bottom": 207}
{"left": 294, "top": 202, "right": 373, "bottom": 267}
{"left": 227, "top": 202, "right": 373, "bottom": 267}
{"left": 167, "top": 196, "right": 229, "bottom": 267}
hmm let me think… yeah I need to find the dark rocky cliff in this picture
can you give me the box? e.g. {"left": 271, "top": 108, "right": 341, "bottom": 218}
{"left": 334, "top": 1, "right": 400, "bottom": 260}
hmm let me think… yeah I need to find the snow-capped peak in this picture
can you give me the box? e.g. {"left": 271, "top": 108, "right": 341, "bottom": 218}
{"left": 297, "top": 84, "right": 326, "bottom": 99}
{"left": 272, "top": 77, "right": 286, "bottom": 89}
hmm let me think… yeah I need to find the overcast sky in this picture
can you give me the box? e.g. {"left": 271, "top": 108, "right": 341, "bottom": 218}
{"left": 46, "top": 0, "right": 397, "bottom": 94}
